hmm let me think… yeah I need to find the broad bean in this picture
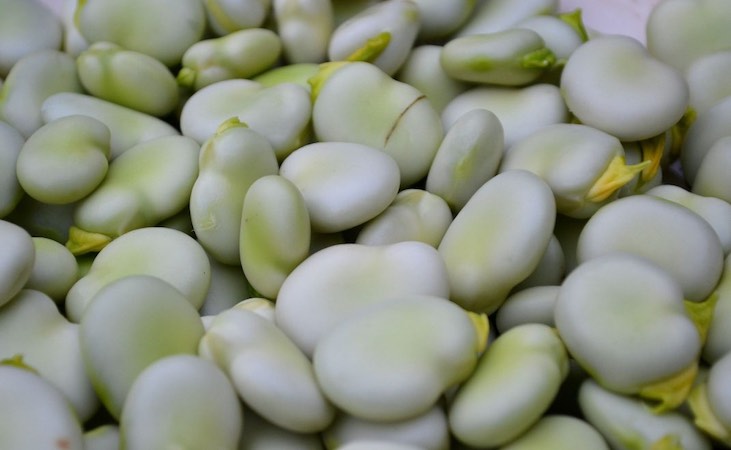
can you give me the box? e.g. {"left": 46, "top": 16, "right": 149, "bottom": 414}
{"left": 68, "top": 135, "right": 199, "bottom": 252}
{"left": 41, "top": 92, "right": 179, "bottom": 159}
{"left": 556, "top": 253, "right": 701, "bottom": 410}
{"left": 685, "top": 50, "right": 731, "bottom": 115}
{"left": 0, "top": 121, "right": 24, "bottom": 218}
{"left": 561, "top": 35, "right": 689, "bottom": 141}
{"left": 438, "top": 170, "right": 556, "bottom": 313}
{"left": 65, "top": 227, "right": 211, "bottom": 322}
{"left": 178, "top": 29, "right": 283, "bottom": 91}
{"left": 199, "top": 307, "right": 335, "bottom": 432}
{"left": 239, "top": 175, "right": 310, "bottom": 299}
{"left": 498, "top": 415, "right": 609, "bottom": 450}
{"left": 75, "top": 0, "right": 206, "bottom": 67}
{"left": 0, "top": 0, "right": 62, "bottom": 76}
{"left": 328, "top": 0, "right": 420, "bottom": 75}
{"left": 79, "top": 275, "right": 205, "bottom": 419}
{"left": 396, "top": 45, "right": 469, "bottom": 113}
{"left": 311, "top": 61, "right": 443, "bottom": 186}
{"left": 323, "top": 405, "right": 449, "bottom": 450}
{"left": 688, "top": 352, "right": 731, "bottom": 447}
{"left": 577, "top": 194, "right": 724, "bottom": 302}
{"left": 441, "top": 83, "right": 568, "bottom": 148}
{"left": 441, "top": 29, "right": 556, "bottom": 86}
{"left": 76, "top": 42, "right": 179, "bottom": 116}
{"left": 680, "top": 95, "right": 731, "bottom": 186}
{"left": 0, "top": 49, "right": 83, "bottom": 138}
{"left": 456, "top": 0, "right": 558, "bottom": 37}
{"left": 201, "top": 0, "right": 272, "bottom": 36}
{"left": 120, "top": 355, "right": 242, "bottom": 450}
{"left": 496, "top": 285, "right": 561, "bottom": 333}
{"left": 16, "top": 115, "right": 110, "bottom": 205}
{"left": 579, "top": 379, "right": 711, "bottom": 450}
{"left": 0, "top": 364, "right": 84, "bottom": 450}
{"left": 273, "top": 0, "right": 333, "bottom": 64}
{"left": 0, "top": 289, "right": 97, "bottom": 421}
{"left": 180, "top": 79, "right": 312, "bottom": 161}
{"left": 355, "top": 189, "right": 452, "bottom": 247}
{"left": 313, "top": 295, "right": 485, "bottom": 421}
{"left": 25, "top": 237, "right": 78, "bottom": 302}
{"left": 279, "top": 141, "right": 400, "bottom": 233}
{"left": 426, "top": 108, "right": 504, "bottom": 212}
{"left": 499, "top": 123, "right": 650, "bottom": 218}
{"left": 0, "top": 219, "right": 34, "bottom": 308}
{"left": 646, "top": 0, "right": 731, "bottom": 71}
{"left": 274, "top": 241, "right": 450, "bottom": 356}
{"left": 449, "top": 323, "right": 569, "bottom": 448}
{"left": 190, "top": 119, "right": 279, "bottom": 265}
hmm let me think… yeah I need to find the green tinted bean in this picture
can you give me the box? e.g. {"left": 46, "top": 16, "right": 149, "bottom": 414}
{"left": 274, "top": 241, "right": 451, "bottom": 356}
{"left": 120, "top": 355, "right": 242, "bottom": 450}
{"left": 75, "top": 0, "right": 206, "bottom": 67}
{"left": 0, "top": 364, "right": 84, "bottom": 450}
{"left": 438, "top": 170, "right": 556, "bottom": 313}
{"left": 79, "top": 275, "right": 205, "bottom": 419}
{"left": 16, "top": 115, "right": 110, "bottom": 205}
{"left": 190, "top": 119, "right": 279, "bottom": 265}
{"left": 0, "top": 50, "right": 83, "bottom": 138}
{"left": 0, "top": 289, "right": 97, "bottom": 421}
{"left": 0, "top": 0, "right": 63, "bottom": 76}
{"left": 76, "top": 42, "right": 179, "bottom": 116}
{"left": 0, "top": 219, "right": 34, "bottom": 308}
{"left": 0, "top": 121, "right": 24, "bottom": 218}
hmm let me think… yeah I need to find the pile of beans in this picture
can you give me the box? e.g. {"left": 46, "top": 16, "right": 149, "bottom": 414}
{"left": 1, "top": 0, "right": 731, "bottom": 448}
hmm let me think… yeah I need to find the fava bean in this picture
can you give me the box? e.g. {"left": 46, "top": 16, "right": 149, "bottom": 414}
{"left": 0, "top": 49, "right": 83, "bottom": 138}
{"left": 438, "top": 170, "right": 556, "bottom": 313}
{"left": 275, "top": 241, "right": 450, "bottom": 356}
{"left": 561, "top": 35, "right": 689, "bottom": 141}
{"left": 280, "top": 141, "right": 400, "bottom": 233}
{"left": 0, "top": 0, "right": 62, "bottom": 76}
{"left": 16, "top": 115, "right": 110, "bottom": 205}
{"left": 190, "top": 119, "right": 279, "bottom": 265}
{"left": 426, "top": 108, "right": 504, "bottom": 212}
{"left": 498, "top": 415, "right": 609, "bottom": 450}
{"left": 120, "top": 355, "right": 242, "bottom": 450}
{"left": 76, "top": 42, "right": 179, "bottom": 116}
{"left": 0, "top": 289, "right": 97, "bottom": 421}
{"left": 355, "top": 188, "right": 452, "bottom": 247}
{"left": 396, "top": 45, "right": 469, "bottom": 113}
{"left": 314, "top": 295, "right": 485, "bottom": 421}
{"left": 449, "top": 323, "right": 569, "bottom": 448}
{"left": 239, "top": 175, "right": 310, "bottom": 299}
{"left": 0, "top": 364, "right": 84, "bottom": 450}
{"left": 79, "top": 275, "right": 205, "bottom": 419}
{"left": 0, "top": 121, "right": 24, "bottom": 218}
{"left": 577, "top": 194, "right": 724, "bottom": 302}
{"left": 199, "top": 306, "right": 335, "bottom": 432}
{"left": 75, "top": 0, "right": 206, "bottom": 67}
{"left": 180, "top": 79, "right": 312, "bottom": 161}
{"left": 555, "top": 253, "right": 702, "bottom": 411}
{"left": 65, "top": 227, "right": 211, "bottom": 322}
{"left": 41, "top": 92, "right": 179, "bottom": 159}
{"left": 323, "top": 405, "right": 449, "bottom": 450}
{"left": 274, "top": 0, "right": 333, "bottom": 64}
{"left": 579, "top": 379, "right": 711, "bottom": 450}
{"left": 311, "top": 61, "right": 443, "bottom": 186}
{"left": 0, "top": 219, "right": 34, "bottom": 308}
{"left": 25, "top": 237, "right": 78, "bottom": 302}
{"left": 441, "top": 29, "right": 556, "bottom": 86}
{"left": 328, "top": 0, "right": 420, "bottom": 75}
{"left": 178, "top": 28, "right": 283, "bottom": 91}
{"left": 441, "top": 83, "right": 568, "bottom": 148}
